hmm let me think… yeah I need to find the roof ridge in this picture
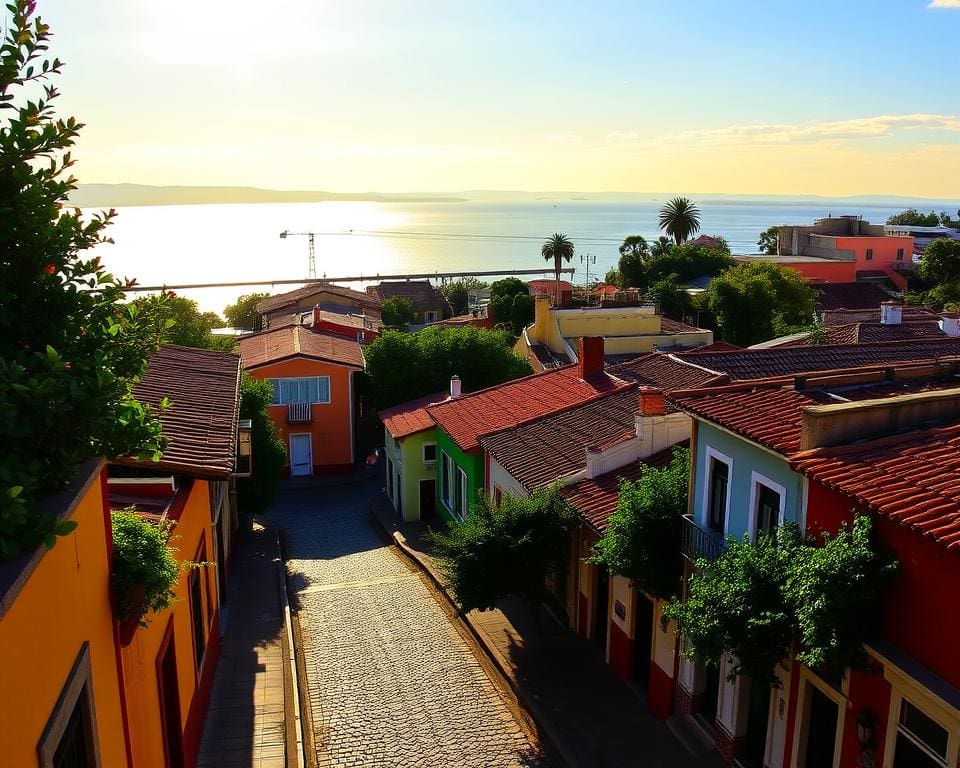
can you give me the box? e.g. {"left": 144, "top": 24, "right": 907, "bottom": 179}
{"left": 791, "top": 418, "right": 960, "bottom": 464}
{"left": 426, "top": 363, "right": 582, "bottom": 413}
{"left": 665, "top": 352, "right": 723, "bottom": 377}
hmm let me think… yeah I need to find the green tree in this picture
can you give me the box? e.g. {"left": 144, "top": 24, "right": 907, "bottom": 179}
{"left": 757, "top": 226, "right": 780, "bottom": 255}
{"left": 647, "top": 278, "right": 695, "bottom": 321}
{"left": 441, "top": 278, "right": 487, "bottom": 316}
{"left": 427, "top": 487, "right": 578, "bottom": 613}
{"left": 619, "top": 235, "right": 650, "bottom": 259}
{"left": 224, "top": 292, "right": 270, "bottom": 330}
{"left": 705, "top": 261, "right": 816, "bottom": 346}
{"left": 591, "top": 447, "right": 689, "bottom": 599}
{"left": 646, "top": 244, "right": 734, "bottom": 287}
{"left": 489, "top": 277, "right": 530, "bottom": 326}
{"left": 110, "top": 509, "right": 180, "bottom": 626}
{"left": 365, "top": 326, "right": 533, "bottom": 408}
{"left": 918, "top": 238, "right": 960, "bottom": 307}
{"left": 541, "top": 233, "right": 576, "bottom": 304}
{"left": 381, "top": 296, "right": 417, "bottom": 329}
{"left": 235, "top": 375, "right": 287, "bottom": 515}
{"left": 135, "top": 293, "right": 234, "bottom": 351}
{"left": 651, "top": 236, "right": 674, "bottom": 258}
{"left": 0, "top": 2, "right": 166, "bottom": 558}
{"left": 510, "top": 293, "right": 535, "bottom": 335}
{"left": 886, "top": 209, "right": 941, "bottom": 227}
{"left": 659, "top": 197, "right": 702, "bottom": 245}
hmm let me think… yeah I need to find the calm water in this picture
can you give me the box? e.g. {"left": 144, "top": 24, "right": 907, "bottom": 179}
{"left": 90, "top": 199, "right": 940, "bottom": 313}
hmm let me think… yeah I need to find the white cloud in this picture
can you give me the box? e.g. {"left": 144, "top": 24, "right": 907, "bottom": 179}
{"left": 929, "top": 0, "right": 960, "bottom": 8}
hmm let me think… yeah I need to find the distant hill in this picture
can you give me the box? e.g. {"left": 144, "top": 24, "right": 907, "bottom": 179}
{"left": 68, "top": 184, "right": 467, "bottom": 207}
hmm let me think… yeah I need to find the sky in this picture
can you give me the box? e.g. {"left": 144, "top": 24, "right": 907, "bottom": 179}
{"left": 30, "top": 0, "right": 960, "bottom": 197}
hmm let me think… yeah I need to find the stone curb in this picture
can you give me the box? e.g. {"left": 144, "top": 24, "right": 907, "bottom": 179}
{"left": 368, "top": 504, "right": 577, "bottom": 768}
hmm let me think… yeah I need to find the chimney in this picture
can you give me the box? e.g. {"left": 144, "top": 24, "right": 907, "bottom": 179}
{"left": 637, "top": 387, "right": 666, "bottom": 417}
{"left": 880, "top": 301, "right": 902, "bottom": 326}
{"left": 312, "top": 305, "right": 321, "bottom": 327}
{"left": 579, "top": 336, "right": 605, "bottom": 379}
{"left": 449, "top": 375, "right": 462, "bottom": 399}
{"left": 941, "top": 316, "right": 960, "bottom": 337}
{"left": 585, "top": 446, "right": 602, "bottom": 479}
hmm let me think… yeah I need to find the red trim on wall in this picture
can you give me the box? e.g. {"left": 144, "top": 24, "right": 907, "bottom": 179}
{"left": 608, "top": 621, "right": 632, "bottom": 680}
{"left": 165, "top": 478, "right": 195, "bottom": 523}
{"left": 840, "top": 656, "right": 891, "bottom": 768}
{"left": 648, "top": 662, "right": 674, "bottom": 719}
{"left": 781, "top": 659, "right": 802, "bottom": 768}
{"left": 181, "top": 612, "right": 221, "bottom": 768}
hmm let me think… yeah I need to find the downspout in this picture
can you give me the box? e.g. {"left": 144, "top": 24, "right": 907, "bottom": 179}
{"left": 102, "top": 466, "right": 135, "bottom": 768}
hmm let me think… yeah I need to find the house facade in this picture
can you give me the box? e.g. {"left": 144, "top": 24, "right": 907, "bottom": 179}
{"left": 367, "top": 280, "right": 452, "bottom": 326}
{"left": 239, "top": 325, "right": 364, "bottom": 476}
{"left": 257, "top": 283, "right": 381, "bottom": 330}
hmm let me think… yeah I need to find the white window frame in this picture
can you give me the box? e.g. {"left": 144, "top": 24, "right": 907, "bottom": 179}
{"left": 458, "top": 467, "right": 468, "bottom": 520}
{"left": 700, "top": 446, "right": 734, "bottom": 537}
{"left": 882, "top": 664, "right": 960, "bottom": 768}
{"left": 440, "top": 451, "right": 453, "bottom": 510}
{"left": 747, "top": 471, "right": 787, "bottom": 542}
{"left": 268, "top": 376, "right": 331, "bottom": 405}
{"left": 789, "top": 666, "right": 847, "bottom": 768}
{"left": 422, "top": 443, "right": 437, "bottom": 464}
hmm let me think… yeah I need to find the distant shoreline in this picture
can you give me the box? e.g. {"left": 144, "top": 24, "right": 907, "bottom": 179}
{"left": 68, "top": 183, "right": 960, "bottom": 209}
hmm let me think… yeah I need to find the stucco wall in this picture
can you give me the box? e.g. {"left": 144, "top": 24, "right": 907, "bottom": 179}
{"left": 487, "top": 455, "right": 528, "bottom": 499}
{"left": 435, "top": 430, "right": 484, "bottom": 522}
{"left": 384, "top": 427, "right": 439, "bottom": 522}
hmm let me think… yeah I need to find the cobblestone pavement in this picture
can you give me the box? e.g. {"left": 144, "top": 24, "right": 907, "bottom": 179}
{"left": 269, "top": 481, "right": 544, "bottom": 768}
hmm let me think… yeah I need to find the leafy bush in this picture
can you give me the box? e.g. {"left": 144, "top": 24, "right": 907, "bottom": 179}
{"left": 224, "top": 292, "right": 270, "bottom": 330}
{"left": 591, "top": 447, "right": 689, "bottom": 599}
{"left": 110, "top": 510, "right": 181, "bottom": 625}
{"left": 381, "top": 296, "right": 417, "bottom": 329}
{"left": 236, "top": 375, "right": 287, "bottom": 514}
{"left": 0, "top": 2, "right": 166, "bottom": 558}
{"left": 510, "top": 292, "right": 535, "bottom": 335}
{"left": 428, "top": 487, "right": 578, "bottom": 613}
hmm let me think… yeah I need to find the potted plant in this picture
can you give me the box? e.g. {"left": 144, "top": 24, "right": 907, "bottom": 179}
{"left": 110, "top": 509, "right": 181, "bottom": 644}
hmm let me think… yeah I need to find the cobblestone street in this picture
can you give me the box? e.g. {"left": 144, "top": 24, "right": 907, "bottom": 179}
{"left": 269, "top": 480, "right": 544, "bottom": 768}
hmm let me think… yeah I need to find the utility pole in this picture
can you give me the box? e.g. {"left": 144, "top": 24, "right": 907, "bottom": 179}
{"left": 580, "top": 253, "right": 596, "bottom": 288}
{"left": 279, "top": 231, "right": 317, "bottom": 281}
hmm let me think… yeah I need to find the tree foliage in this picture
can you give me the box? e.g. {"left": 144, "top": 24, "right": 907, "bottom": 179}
{"left": 223, "top": 292, "right": 269, "bottom": 330}
{"left": 489, "top": 277, "right": 530, "bottom": 326}
{"left": 541, "top": 232, "right": 575, "bottom": 302}
{"left": 665, "top": 517, "right": 895, "bottom": 689}
{"left": 110, "top": 509, "right": 181, "bottom": 625}
{"left": 0, "top": 2, "right": 167, "bottom": 558}
{"left": 364, "top": 326, "right": 532, "bottom": 408}
{"left": 440, "top": 278, "right": 487, "bottom": 316}
{"left": 757, "top": 226, "right": 780, "bottom": 255}
{"left": 608, "top": 242, "right": 733, "bottom": 292}
{"left": 134, "top": 293, "right": 234, "bottom": 351}
{"left": 705, "top": 261, "right": 816, "bottom": 346}
{"left": 918, "top": 238, "right": 960, "bottom": 307}
{"left": 659, "top": 197, "right": 702, "bottom": 245}
{"left": 648, "top": 278, "right": 695, "bottom": 321}
{"left": 427, "top": 487, "right": 578, "bottom": 613}
{"left": 381, "top": 296, "right": 417, "bottom": 329}
{"left": 235, "top": 375, "right": 287, "bottom": 515}
{"left": 510, "top": 292, "right": 535, "bottom": 335}
{"left": 886, "top": 209, "right": 942, "bottom": 227}
{"left": 591, "top": 447, "right": 689, "bottom": 599}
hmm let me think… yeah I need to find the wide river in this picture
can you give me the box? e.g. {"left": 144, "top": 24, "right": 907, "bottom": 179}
{"left": 89, "top": 199, "right": 945, "bottom": 313}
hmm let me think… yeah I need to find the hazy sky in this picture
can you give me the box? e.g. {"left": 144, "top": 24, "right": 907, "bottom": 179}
{"left": 36, "top": 0, "right": 960, "bottom": 196}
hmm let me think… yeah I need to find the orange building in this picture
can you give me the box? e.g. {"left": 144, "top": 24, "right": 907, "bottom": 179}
{"left": 239, "top": 325, "right": 365, "bottom": 476}
{"left": 0, "top": 459, "right": 130, "bottom": 768}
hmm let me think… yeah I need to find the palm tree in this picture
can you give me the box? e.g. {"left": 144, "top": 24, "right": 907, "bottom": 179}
{"left": 659, "top": 197, "right": 701, "bottom": 245}
{"left": 651, "top": 236, "right": 674, "bottom": 258}
{"left": 541, "top": 233, "right": 575, "bottom": 305}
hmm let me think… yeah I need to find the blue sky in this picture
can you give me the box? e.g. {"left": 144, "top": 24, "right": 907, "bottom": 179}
{"left": 35, "top": 0, "right": 960, "bottom": 195}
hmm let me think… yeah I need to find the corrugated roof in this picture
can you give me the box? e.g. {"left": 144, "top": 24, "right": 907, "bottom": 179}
{"left": 379, "top": 391, "right": 448, "bottom": 440}
{"left": 562, "top": 444, "right": 683, "bottom": 533}
{"left": 792, "top": 423, "right": 960, "bottom": 552}
{"left": 126, "top": 345, "right": 241, "bottom": 478}
{"left": 427, "top": 365, "right": 629, "bottom": 452}
{"left": 238, "top": 325, "right": 365, "bottom": 370}
{"left": 479, "top": 387, "right": 643, "bottom": 491}
{"left": 257, "top": 283, "right": 380, "bottom": 315}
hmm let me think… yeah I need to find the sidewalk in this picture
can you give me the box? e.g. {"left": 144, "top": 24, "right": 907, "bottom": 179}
{"left": 197, "top": 521, "right": 292, "bottom": 768}
{"left": 370, "top": 496, "right": 724, "bottom": 768}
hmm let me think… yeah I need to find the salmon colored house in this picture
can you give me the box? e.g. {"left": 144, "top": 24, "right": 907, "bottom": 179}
{"left": 239, "top": 325, "right": 364, "bottom": 476}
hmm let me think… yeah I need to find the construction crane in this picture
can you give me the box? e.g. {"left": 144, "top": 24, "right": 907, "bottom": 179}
{"left": 279, "top": 230, "right": 318, "bottom": 280}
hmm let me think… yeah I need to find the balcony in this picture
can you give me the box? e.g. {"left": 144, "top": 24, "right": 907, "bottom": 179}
{"left": 681, "top": 514, "right": 727, "bottom": 563}
{"left": 286, "top": 402, "right": 313, "bottom": 424}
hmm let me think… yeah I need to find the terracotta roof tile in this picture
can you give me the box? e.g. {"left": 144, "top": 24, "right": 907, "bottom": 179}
{"left": 238, "top": 325, "right": 365, "bottom": 370}
{"left": 562, "top": 443, "right": 684, "bottom": 533}
{"left": 427, "top": 365, "right": 629, "bottom": 452}
{"left": 257, "top": 283, "right": 381, "bottom": 315}
{"left": 368, "top": 281, "right": 450, "bottom": 313}
{"left": 479, "top": 387, "right": 643, "bottom": 490}
{"left": 379, "top": 391, "right": 448, "bottom": 440}
{"left": 527, "top": 279, "right": 575, "bottom": 294}
{"left": 659, "top": 317, "right": 706, "bottom": 334}
{"left": 609, "top": 353, "right": 729, "bottom": 391}
{"left": 816, "top": 282, "right": 893, "bottom": 311}
{"left": 792, "top": 422, "right": 960, "bottom": 552}
{"left": 126, "top": 345, "right": 241, "bottom": 478}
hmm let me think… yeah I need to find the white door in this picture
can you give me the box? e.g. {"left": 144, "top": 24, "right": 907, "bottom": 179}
{"left": 290, "top": 434, "right": 312, "bottom": 476}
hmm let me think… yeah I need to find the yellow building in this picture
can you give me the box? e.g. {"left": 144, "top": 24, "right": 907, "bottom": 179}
{"left": 517, "top": 294, "right": 713, "bottom": 371}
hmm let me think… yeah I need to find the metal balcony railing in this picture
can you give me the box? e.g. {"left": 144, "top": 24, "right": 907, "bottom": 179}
{"left": 287, "top": 402, "right": 313, "bottom": 424}
{"left": 681, "top": 514, "right": 727, "bottom": 563}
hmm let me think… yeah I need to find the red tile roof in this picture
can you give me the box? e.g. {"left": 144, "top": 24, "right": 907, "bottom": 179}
{"left": 528, "top": 279, "right": 575, "bottom": 295}
{"left": 238, "top": 325, "right": 365, "bottom": 370}
{"left": 660, "top": 317, "right": 706, "bottom": 334}
{"left": 562, "top": 444, "right": 683, "bottom": 533}
{"left": 610, "top": 353, "right": 729, "bottom": 391}
{"left": 256, "top": 283, "right": 380, "bottom": 315}
{"left": 792, "top": 423, "right": 960, "bottom": 552}
{"left": 479, "top": 387, "right": 643, "bottom": 491}
{"left": 367, "top": 281, "right": 450, "bottom": 313}
{"left": 681, "top": 341, "right": 742, "bottom": 353}
{"left": 816, "top": 282, "right": 893, "bottom": 311}
{"left": 820, "top": 306, "right": 939, "bottom": 327}
{"left": 125, "top": 345, "right": 241, "bottom": 478}
{"left": 427, "top": 365, "right": 629, "bottom": 452}
{"left": 379, "top": 391, "right": 448, "bottom": 440}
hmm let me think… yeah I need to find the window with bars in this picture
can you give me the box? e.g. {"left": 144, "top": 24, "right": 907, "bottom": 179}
{"left": 268, "top": 376, "right": 330, "bottom": 405}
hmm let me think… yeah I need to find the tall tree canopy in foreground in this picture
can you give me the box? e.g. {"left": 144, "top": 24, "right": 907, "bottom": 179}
{"left": 541, "top": 233, "right": 575, "bottom": 304}
{"left": 364, "top": 325, "right": 532, "bottom": 408}
{"left": 659, "top": 197, "right": 702, "bottom": 245}
{"left": 0, "top": 1, "right": 166, "bottom": 557}
{"left": 428, "top": 487, "right": 578, "bottom": 613}
{"left": 705, "top": 261, "right": 816, "bottom": 346}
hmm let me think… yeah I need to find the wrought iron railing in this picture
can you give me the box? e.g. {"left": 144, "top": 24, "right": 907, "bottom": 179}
{"left": 287, "top": 402, "right": 313, "bottom": 423}
{"left": 681, "top": 514, "right": 727, "bottom": 562}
